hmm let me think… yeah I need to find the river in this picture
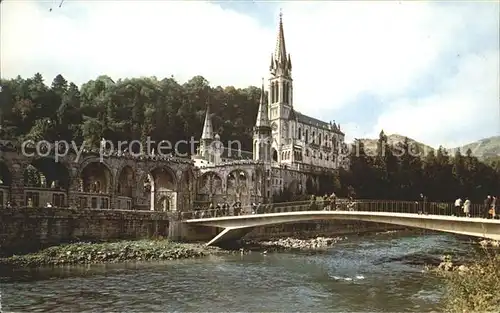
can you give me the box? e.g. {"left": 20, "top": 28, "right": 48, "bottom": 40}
{"left": 0, "top": 232, "right": 478, "bottom": 312}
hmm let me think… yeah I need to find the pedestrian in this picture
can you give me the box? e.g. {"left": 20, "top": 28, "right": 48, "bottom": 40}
{"left": 453, "top": 197, "right": 462, "bottom": 216}
{"left": 490, "top": 196, "right": 497, "bottom": 219}
{"left": 484, "top": 195, "right": 492, "bottom": 218}
{"left": 463, "top": 198, "right": 471, "bottom": 217}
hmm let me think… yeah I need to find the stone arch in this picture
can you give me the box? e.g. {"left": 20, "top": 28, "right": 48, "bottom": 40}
{"left": 288, "top": 179, "right": 300, "bottom": 195}
{"left": 23, "top": 157, "right": 71, "bottom": 207}
{"left": 117, "top": 165, "right": 135, "bottom": 197}
{"left": 146, "top": 166, "right": 178, "bottom": 211}
{"left": 227, "top": 169, "right": 249, "bottom": 203}
{"left": 80, "top": 162, "right": 112, "bottom": 194}
{"left": 0, "top": 161, "right": 11, "bottom": 207}
{"left": 180, "top": 168, "right": 195, "bottom": 210}
{"left": 254, "top": 168, "right": 265, "bottom": 197}
{"left": 272, "top": 148, "right": 278, "bottom": 162}
{"left": 0, "top": 161, "right": 11, "bottom": 186}
{"left": 198, "top": 171, "right": 223, "bottom": 200}
{"left": 305, "top": 176, "right": 316, "bottom": 195}
{"left": 29, "top": 157, "right": 70, "bottom": 190}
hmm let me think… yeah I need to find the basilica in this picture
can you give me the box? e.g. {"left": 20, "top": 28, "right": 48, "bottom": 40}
{"left": 193, "top": 13, "right": 349, "bottom": 205}
{"left": 0, "top": 14, "right": 348, "bottom": 212}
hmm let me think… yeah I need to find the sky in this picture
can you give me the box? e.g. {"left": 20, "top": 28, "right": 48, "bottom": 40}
{"left": 1, "top": 0, "right": 499, "bottom": 148}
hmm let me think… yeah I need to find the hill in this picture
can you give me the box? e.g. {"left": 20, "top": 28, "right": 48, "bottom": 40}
{"left": 357, "top": 134, "right": 434, "bottom": 157}
{"left": 449, "top": 136, "right": 500, "bottom": 160}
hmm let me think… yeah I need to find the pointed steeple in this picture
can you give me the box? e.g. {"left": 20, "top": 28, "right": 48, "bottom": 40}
{"left": 271, "top": 9, "right": 292, "bottom": 76}
{"left": 255, "top": 78, "right": 270, "bottom": 128}
{"left": 275, "top": 9, "right": 287, "bottom": 65}
{"left": 201, "top": 101, "right": 213, "bottom": 140}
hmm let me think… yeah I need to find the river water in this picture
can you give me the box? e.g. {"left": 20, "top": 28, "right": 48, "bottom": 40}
{"left": 0, "top": 232, "right": 478, "bottom": 312}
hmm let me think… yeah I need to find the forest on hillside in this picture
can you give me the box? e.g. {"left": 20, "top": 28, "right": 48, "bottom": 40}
{"left": 0, "top": 73, "right": 499, "bottom": 203}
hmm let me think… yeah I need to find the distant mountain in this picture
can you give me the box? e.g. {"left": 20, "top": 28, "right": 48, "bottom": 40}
{"left": 355, "top": 134, "right": 500, "bottom": 161}
{"left": 357, "top": 134, "right": 434, "bottom": 157}
{"left": 449, "top": 136, "right": 500, "bottom": 160}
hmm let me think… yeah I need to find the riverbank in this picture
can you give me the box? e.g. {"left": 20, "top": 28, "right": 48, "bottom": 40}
{"left": 0, "top": 234, "right": 356, "bottom": 267}
{"left": 430, "top": 240, "right": 500, "bottom": 312}
{"left": 0, "top": 240, "right": 231, "bottom": 267}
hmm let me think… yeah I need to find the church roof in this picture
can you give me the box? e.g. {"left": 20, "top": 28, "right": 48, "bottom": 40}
{"left": 288, "top": 111, "right": 344, "bottom": 134}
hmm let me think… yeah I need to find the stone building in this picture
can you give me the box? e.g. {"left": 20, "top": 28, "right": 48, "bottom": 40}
{"left": 0, "top": 140, "right": 196, "bottom": 211}
{"left": 0, "top": 13, "right": 349, "bottom": 211}
{"left": 192, "top": 13, "right": 349, "bottom": 203}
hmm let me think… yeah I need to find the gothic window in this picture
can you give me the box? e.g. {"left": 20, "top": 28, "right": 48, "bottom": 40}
{"left": 312, "top": 131, "right": 316, "bottom": 144}
{"left": 298, "top": 128, "right": 302, "bottom": 140}
{"left": 325, "top": 135, "right": 329, "bottom": 147}
{"left": 274, "top": 82, "right": 280, "bottom": 102}
{"left": 269, "top": 83, "right": 274, "bottom": 103}
{"left": 319, "top": 133, "right": 322, "bottom": 145}
{"left": 305, "top": 130, "right": 309, "bottom": 143}
{"left": 281, "top": 82, "right": 286, "bottom": 102}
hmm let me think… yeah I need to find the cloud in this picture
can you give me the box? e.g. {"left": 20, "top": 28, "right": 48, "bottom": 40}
{"left": 371, "top": 50, "right": 499, "bottom": 148}
{"left": 1, "top": 1, "right": 498, "bottom": 147}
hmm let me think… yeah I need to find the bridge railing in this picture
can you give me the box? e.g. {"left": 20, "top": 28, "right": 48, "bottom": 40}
{"left": 180, "top": 199, "right": 487, "bottom": 220}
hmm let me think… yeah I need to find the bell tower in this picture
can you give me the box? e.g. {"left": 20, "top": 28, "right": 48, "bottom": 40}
{"left": 268, "top": 10, "right": 293, "bottom": 162}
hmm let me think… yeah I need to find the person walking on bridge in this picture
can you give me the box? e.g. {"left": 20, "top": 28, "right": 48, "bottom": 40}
{"left": 454, "top": 197, "right": 462, "bottom": 216}
{"left": 463, "top": 198, "right": 471, "bottom": 217}
{"left": 489, "top": 196, "right": 497, "bottom": 219}
{"left": 484, "top": 195, "right": 492, "bottom": 218}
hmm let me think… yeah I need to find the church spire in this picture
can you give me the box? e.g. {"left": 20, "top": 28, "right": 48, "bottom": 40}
{"left": 275, "top": 9, "right": 287, "bottom": 65}
{"left": 271, "top": 9, "right": 292, "bottom": 76}
{"left": 201, "top": 100, "right": 213, "bottom": 140}
{"left": 255, "top": 78, "right": 270, "bottom": 128}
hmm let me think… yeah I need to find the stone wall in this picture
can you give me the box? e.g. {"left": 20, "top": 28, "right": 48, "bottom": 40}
{"left": 245, "top": 220, "right": 407, "bottom": 240}
{"left": 0, "top": 207, "right": 172, "bottom": 257}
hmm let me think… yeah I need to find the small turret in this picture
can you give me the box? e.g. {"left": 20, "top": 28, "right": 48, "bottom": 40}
{"left": 201, "top": 102, "right": 213, "bottom": 140}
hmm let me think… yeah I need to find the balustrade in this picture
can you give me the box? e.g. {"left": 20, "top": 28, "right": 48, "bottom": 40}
{"left": 180, "top": 199, "right": 487, "bottom": 220}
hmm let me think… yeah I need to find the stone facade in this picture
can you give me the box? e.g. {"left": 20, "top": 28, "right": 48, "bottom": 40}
{"left": 0, "top": 14, "right": 346, "bottom": 211}
{"left": 0, "top": 142, "right": 196, "bottom": 212}
{"left": 0, "top": 207, "right": 173, "bottom": 256}
{"left": 192, "top": 13, "right": 348, "bottom": 202}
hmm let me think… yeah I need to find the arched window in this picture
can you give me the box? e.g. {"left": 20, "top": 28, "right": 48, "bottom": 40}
{"left": 305, "top": 130, "right": 309, "bottom": 143}
{"left": 271, "top": 82, "right": 275, "bottom": 103}
{"left": 298, "top": 128, "right": 302, "bottom": 140}
{"left": 274, "top": 82, "right": 280, "bottom": 102}
{"left": 319, "top": 133, "right": 322, "bottom": 145}
{"left": 325, "top": 135, "right": 329, "bottom": 147}
{"left": 312, "top": 131, "right": 316, "bottom": 144}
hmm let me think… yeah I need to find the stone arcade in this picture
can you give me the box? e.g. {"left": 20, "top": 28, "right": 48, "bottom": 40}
{"left": 0, "top": 13, "right": 349, "bottom": 211}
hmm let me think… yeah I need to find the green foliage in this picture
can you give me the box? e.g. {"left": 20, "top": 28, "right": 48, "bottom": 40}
{"left": 0, "top": 74, "right": 259, "bottom": 151}
{"left": 0, "top": 240, "right": 229, "bottom": 266}
{"left": 1, "top": 73, "right": 498, "bottom": 202}
{"left": 440, "top": 253, "right": 500, "bottom": 312}
{"left": 345, "top": 136, "right": 499, "bottom": 202}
